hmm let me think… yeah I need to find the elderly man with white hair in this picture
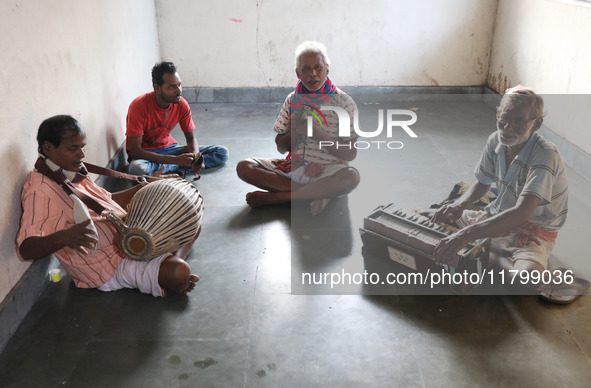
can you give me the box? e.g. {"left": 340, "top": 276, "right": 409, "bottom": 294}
{"left": 430, "top": 86, "right": 577, "bottom": 298}
{"left": 237, "top": 41, "right": 360, "bottom": 216}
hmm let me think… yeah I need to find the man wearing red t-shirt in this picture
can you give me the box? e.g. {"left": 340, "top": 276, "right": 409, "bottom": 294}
{"left": 126, "top": 62, "right": 228, "bottom": 177}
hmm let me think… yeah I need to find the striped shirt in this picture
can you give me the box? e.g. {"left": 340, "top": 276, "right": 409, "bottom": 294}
{"left": 273, "top": 87, "right": 359, "bottom": 165}
{"left": 16, "top": 171, "right": 127, "bottom": 288}
{"left": 475, "top": 131, "right": 568, "bottom": 232}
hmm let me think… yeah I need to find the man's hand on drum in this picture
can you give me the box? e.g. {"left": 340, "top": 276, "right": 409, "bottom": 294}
{"left": 60, "top": 220, "right": 98, "bottom": 255}
{"left": 148, "top": 166, "right": 177, "bottom": 182}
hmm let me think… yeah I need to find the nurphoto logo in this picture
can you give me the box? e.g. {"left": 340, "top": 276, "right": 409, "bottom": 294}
{"left": 306, "top": 106, "right": 418, "bottom": 150}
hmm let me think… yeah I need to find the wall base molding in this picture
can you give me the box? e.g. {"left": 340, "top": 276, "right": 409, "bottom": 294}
{"left": 184, "top": 85, "right": 590, "bottom": 180}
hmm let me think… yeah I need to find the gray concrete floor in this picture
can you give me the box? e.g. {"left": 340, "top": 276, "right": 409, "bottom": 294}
{"left": 1, "top": 98, "right": 591, "bottom": 387}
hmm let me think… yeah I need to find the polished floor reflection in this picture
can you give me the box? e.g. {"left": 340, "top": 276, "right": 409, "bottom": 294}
{"left": 1, "top": 98, "right": 590, "bottom": 387}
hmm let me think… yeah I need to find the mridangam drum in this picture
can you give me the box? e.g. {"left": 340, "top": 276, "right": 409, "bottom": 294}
{"left": 107, "top": 178, "right": 204, "bottom": 261}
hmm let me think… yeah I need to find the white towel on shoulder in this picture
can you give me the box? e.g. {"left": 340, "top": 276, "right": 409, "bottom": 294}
{"left": 43, "top": 157, "right": 99, "bottom": 255}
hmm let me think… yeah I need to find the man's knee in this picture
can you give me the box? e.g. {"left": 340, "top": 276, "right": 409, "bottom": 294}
{"left": 236, "top": 158, "right": 258, "bottom": 181}
{"left": 201, "top": 145, "right": 229, "bottom": 168}
{"left": 513, "top": 258, "right": 546, "bottom": 273}
{"left": 128, "top": 160, "right": 150, "bottom": 176}
{"left": 334, "top": 167, "right": 360, "bottom": 193}
{"left": 213, "top": 145, "right": 229, "bottom": 161}
{"left": 490, "top": 250, "right": 546, "bottom": 272}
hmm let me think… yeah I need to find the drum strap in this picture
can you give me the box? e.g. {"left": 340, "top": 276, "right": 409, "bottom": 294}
{"left": 34, "top": 157, "right": 127, "bottom": 215}
{"left": 83, "top": 162, "right": 146, "bottom": 183}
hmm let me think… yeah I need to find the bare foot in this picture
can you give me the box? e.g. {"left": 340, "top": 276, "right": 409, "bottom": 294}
{"left": 310, "top": 198, "right": 331, "bottom": 216}
{"left": 181, "top": 274, "right": 200, "bottom": 294}
{"left": 245, "top": 191, "right": 289, "bottom": 207}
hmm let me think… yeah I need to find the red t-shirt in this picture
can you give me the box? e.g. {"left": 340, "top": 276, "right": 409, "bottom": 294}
{"left": 125, "top": 91, "right": 195, "bottom": 151}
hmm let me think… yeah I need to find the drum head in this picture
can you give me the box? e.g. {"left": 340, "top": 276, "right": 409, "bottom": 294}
{"left": 122, "top": 228, "right": 154, "bottom": 261}
{"left": 127, "top": 235, "right": 148, "bottom": 256}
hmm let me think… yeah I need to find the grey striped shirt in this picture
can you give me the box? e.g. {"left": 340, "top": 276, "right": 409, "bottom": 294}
{"left": 475, "top": 131, "right": 568, "bottom": 232}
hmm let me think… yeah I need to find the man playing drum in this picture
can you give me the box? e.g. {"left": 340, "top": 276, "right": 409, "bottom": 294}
{"left": 16, "top": 115, "right": 199, "bottom": 297}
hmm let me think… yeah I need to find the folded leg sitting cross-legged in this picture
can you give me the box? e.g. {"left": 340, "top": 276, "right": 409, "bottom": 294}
{"left": 236, "top": 157, "right": 359, "bottom": 216}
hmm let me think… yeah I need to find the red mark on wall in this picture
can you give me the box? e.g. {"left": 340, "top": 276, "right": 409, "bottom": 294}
{"left": 229, "top": 18, "right": 243, "bottom": 23}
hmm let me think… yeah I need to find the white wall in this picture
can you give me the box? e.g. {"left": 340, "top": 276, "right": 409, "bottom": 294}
{"left": 488, "top": 0, "right": 591, "bottom": 154}
{"left": 156, "top": 0, "right": 497, "bottom": 88}
{"left": 0, "top": 0, "right": 160, "bottom": 302}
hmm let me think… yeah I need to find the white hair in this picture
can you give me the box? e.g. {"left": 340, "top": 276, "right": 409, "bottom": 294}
{"left": 500, "top": 84, "right": 545, "bottom": 120}
{"left": 294, "top": 41, "right": 331, "bottom": 70}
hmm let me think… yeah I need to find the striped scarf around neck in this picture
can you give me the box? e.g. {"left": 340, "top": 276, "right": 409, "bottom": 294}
{"left": 278, "top": 77, "right": 339, "bottom": 177}
{"left": 289, "top": 77, "right": 337, "bottom": 114}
